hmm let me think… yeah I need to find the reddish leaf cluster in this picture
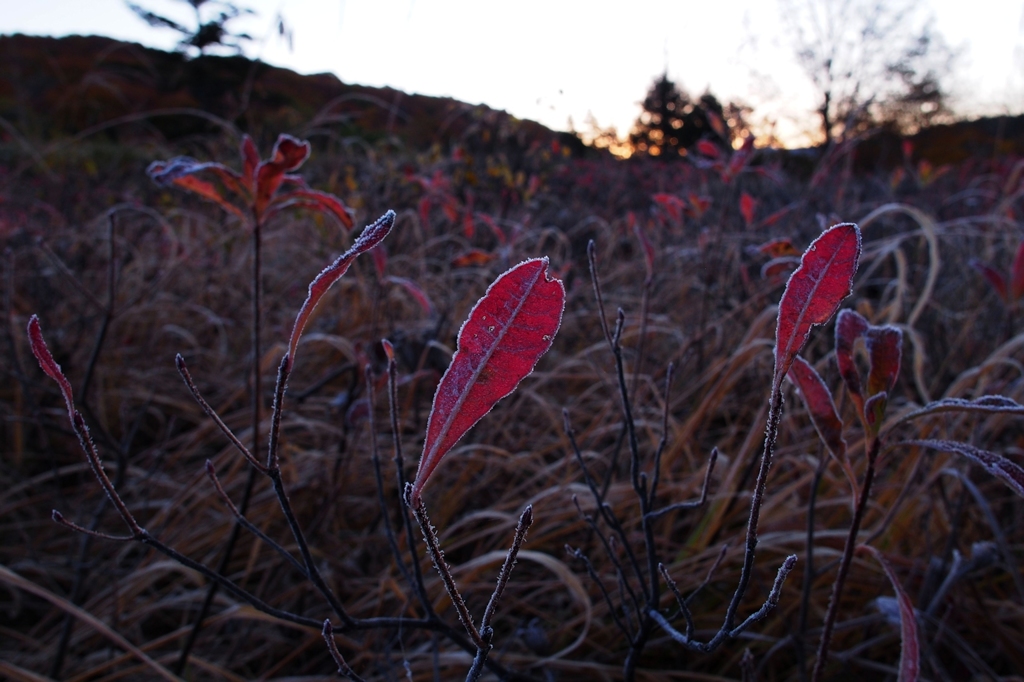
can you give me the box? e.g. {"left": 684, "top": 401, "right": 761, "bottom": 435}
{"left": 834, "top": 309, "right": 902, "bottom": 432}
{"left": 652, "top": 192, "right": 712, "bottom": 225}
{"left": 148, "top": 134, "right": 354, "bottom": 230}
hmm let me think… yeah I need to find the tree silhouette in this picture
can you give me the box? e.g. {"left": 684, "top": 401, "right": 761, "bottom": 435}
{"left": 629, "top": 73, "right": 729, "bottom": 158}
{"left": 126, "top": 0, "right": 260, "bottom": 55}
{"left": 780, "top": 0, "right": 955, "bottom": 144}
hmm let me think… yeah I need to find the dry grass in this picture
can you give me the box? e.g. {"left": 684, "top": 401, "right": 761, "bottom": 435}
{"left": 2, "top": 129, "right": 1023, "bottom": 681}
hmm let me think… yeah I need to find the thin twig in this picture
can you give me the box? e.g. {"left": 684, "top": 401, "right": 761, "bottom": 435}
{"left": 567, "top": 544, "right": 632, "bottom": 637}
{"left": 467, "top": 505, "right": 534, "bottom": 682}
{"left": 386, "top": 348, "right": 433, "bottom": 613}
{"left": 365, "top": 363, "right": 417, "bottom": 600}
{"left": 563, "top": 410, "right": 647, "bottom": 603}
{"left": 658, "top": 563, "right": 695, "bottom": 639}
{"left": 797, "top": 455, "right": 828, "bottom": 682}
{"left": 408, "top": 488, "right": 488, "bottom": 650}
{"left": 645, "top": 447, "right": 718, "bottom": 522}
{"left": 685, "top": 543, "right": 729, "bottom": 607}
{"left": 322, "top": 620, "right": 369, "bottom": 682}
{"left": 269, "top": 468, "right": 353, "bottom": 625}
{"left": 649, "top": 554, "right": 797, "bottom": 651}
{"left": 78, "top": 212, "right": 117, "bottom": 401}
{"left": 647, "top": 362, "right": 675, "bottom": 503}
{"left": 175, "top": 355, "right": 266, "bottom": 474}
{"left": 587, "top": 240, "right": 613, "bottom": 347}
{"left": 51, "top": 510, "right": 132, "bottom": 542}
{"left": 571, "top": 495, "right": 641, "bottom": 621}
{"left": 203, "top": 461, "right": 307, "bottom": 576}
{"left": 811, "top": 435, "right": 882, "bottom": 681}
{"left": 481, "top": 505, "right": 533, "bottom": 629}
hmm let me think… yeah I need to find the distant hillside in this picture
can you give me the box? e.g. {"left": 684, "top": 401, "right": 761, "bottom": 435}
{"left": 0, "top": 34, "right": 585, "bottom": 155}
{"left": 1, "top": 34, "right": 1020, "bottom": 168}
{"left": 854, "top": 115, "right": 1024, "bottom": 169}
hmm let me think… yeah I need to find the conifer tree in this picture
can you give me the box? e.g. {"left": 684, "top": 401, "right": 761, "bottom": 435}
{"left": 629, "top": 73, "right": 728, "bottom": 158}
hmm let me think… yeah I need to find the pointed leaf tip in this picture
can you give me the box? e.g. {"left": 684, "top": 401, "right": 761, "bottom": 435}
{"left": 411, "top": 258, "right": 566, "bottom": 501}
{"left": 774, "top": 223, "right": 861, "bottom": 389}
{"left": 857, "top": 545, "right": 919, "bottom": 682}
{"left": 27, "top": 315, "right": 75, "bottom": 417}
{"left": 286, "top": 211, "right": 396, "bottom": 364}
{"left": 909, "top": 439, "right": 1024, "bottom": 499}
{"left": 381, "top": 338, "right": 396, "bottom": 363}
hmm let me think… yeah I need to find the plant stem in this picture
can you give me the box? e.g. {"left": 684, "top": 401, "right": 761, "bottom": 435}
{"left": 811, "top": 435, "right": 882, "bottom": 681}
{"left": 175, "top": 215, "right": 263, "bottom": 673}
{"left": 797, "top": 457, "right": 827, "bottom": 682}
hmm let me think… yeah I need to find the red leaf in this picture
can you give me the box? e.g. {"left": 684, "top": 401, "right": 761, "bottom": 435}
{"left": 740, "top": 192, "right": 756, "bottom": 226}
{"left": 725, "top": 136, "right": 755, "bottom": 180}
{"left": 27, "top": 316, "right": 75, "bottom": 418}
{"left": 774, "top": 223, "right": 861, "bottom": 389}
{"left": 267, "top": 189, "right": 355, "bottom": 230}
{"left": 697, "top": 139, "right": 721, "bottom": 159}
{"left": 1010, "top": 240, "right": 1024, "bottom": 300}
{"left": 865, "top": 325, "right": 902, "bottom": 399}
{"left": 255, "top": 134, "right": 311, "bottom": 217}
{"left": 857, "top": 545, "right": 919, "bottom": 682}
{"left": 385, "top": 275, "right": 434, "bottom": 315}
{"left": 633, "top": 219, "right": 655, "bottom": 282}
{"left": 788, "top": 355, "right": 846, "bottom": 460}
{"left": 756, "top": 238, "right": 801, "bottom": 259}
{"left": 381, "top": 338, "right": 396, "bottom": 363}
{"left": 835, "top": 309, "right": 869, "bottom": 415}
{"left": 908, "top": 439, "right": 1024, "bottom": 498}
{"left": 441, "top": 200, "right": 459, "bottom": 223}
{"left": 269, "top": 134, "right": 311, "bottom": 170}
{"left": 970, "top": 260, "right": 1007, "bottom": 300}
{"left": 147, "top": 158, "right": 247, "bottom": 221}
{"left": 411, "top": 258, "right": 565, "bottom": 502}
{"left": 652, "top": 193, "right": 685, "bottom": 224}
{"left": 451, "top": 249, "right": 496, "bottom": 268}
{"left": 174, "top": 175, "right": 247, "bottom": 221}
{"left": 286, "top": 211, "right": 395, "bottom": 366}
{"left": 241, "top": 135, "right": 259, "bottom": 188}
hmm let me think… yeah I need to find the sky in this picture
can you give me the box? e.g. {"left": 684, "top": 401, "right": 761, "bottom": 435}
{"left": 3, "top": 0, "right": 1023, "bottom": 147}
